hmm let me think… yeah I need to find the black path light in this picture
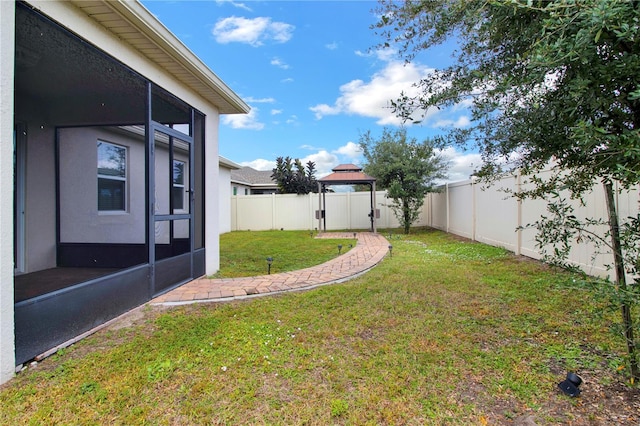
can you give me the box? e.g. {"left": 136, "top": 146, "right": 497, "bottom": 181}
{"left": 388, "top": 244, "right": 393, "bottom": 257}
{"left": 558, "top": 371, "right": 582, "bottom": 397}
{"left": 337, "top": 244, "right": 343, "bottom": 254}
{"left": 266, "top": 257, "right": 273, "bottom": 275}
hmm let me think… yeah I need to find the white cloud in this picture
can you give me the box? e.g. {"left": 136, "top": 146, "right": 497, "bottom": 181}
{"left": 437, "top": 147, "right": 483, "bottom": 183}
{"left": 332, "top": 141, "right": 362, "bottom": 160}
{"left": 326, "top": 42, "right": 338, "bottom": 50}
{"left": 300, "top": 150, "right": 339, "bottom": 177}
{"left": 309, "top": 103, "right": 341, "bottom": 119}
{"left": 271, "top": 109, "right": 282, "bottom": 115}
{"left": 433, "top": 115, "right": 471, "bottom": 129}
{"left": 243, "top": 96, "right": 275, "bottom": 103}
{"left": 221, "top": 107, "right": 264, "bottom": 130}
{"left": 271, "top": 57, "right": 290, "bottom": 69}
{"left": 300, "top": 144, "right": 321, "bottom": 151}
{"left": 309, "top": 60, "right": 440, "bottom": 125}
{"left": 215, "top": 0, "right": 252, "bottom": 12}
{"left": 281, "top": 77, "right": 294, "bottom": 83}
{"left": 241, "top": 158, "right": 275, "bottom": 171}
{"left": 213, "top": 16, "right": 294, "bottom": 47}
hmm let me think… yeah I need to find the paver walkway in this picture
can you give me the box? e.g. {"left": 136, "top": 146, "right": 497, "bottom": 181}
{"left": 151, "top": 232, "right": 390, "bottom": 305}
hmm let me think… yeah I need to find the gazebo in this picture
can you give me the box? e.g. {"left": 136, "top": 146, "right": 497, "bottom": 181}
{"left": 317, "top": 164, "right": 377, "bottom": 232}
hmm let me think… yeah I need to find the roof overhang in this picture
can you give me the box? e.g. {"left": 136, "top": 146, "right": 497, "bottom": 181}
{"left": 67, "top": 0, "right": 249, "bottom": 115}
{"left": 219, "top": 156, "right": 242, "bottom": 170}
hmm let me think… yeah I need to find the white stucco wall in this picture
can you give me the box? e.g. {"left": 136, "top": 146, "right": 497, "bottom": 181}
{"left": 58, "top": 127, "right": 190, "bottom": 245}
{"left": 205, "top": 115, "right": 221, "bottom": 274}
{"left": 0, "top": 0, "right": 16, "bottom": 384}
{"left": 219, "top": 166, "right": 233, "bottom": 234}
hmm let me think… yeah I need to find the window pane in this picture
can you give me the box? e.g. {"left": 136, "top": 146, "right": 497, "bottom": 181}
{"left": 172, "top": 187, "right": 184, "bottom": 210}
{"left": 97, "top": 141, "right": 125, "bottom": 177}
{"left": 173, "top": 161, "right": 184, "bottom": 185}
{"left": 98, "top": 178, "right": 125, "bottom": 210}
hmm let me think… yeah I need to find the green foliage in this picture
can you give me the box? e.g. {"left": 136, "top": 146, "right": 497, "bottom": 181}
{"left": 271, "top": 156, "right": 318, "bottom": 194}
{"left": 359, "top": 127, "right": 449, "bottom": 233}
{"left": 374, "top": 0, "right": 640, "bottom": 380}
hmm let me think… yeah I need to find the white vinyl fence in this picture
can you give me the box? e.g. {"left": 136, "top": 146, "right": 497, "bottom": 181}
{"left": 229, "top": 173, "right": 639, "bottom": 280}
{"left": 231, "top": 191, "right": 412, "bottom": 232}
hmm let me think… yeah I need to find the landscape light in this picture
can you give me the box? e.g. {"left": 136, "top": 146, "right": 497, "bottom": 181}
{"left": 388, "top": 245, "right": 393, "bottom": 257}
{"left": 266, "top": 257, "right": 273, "bottom": 275}
{"left": 558, "top": 371, "right": 582, "bottom": 397}
{"left": 338, "top": 244, "right": 343, "bottom": 254}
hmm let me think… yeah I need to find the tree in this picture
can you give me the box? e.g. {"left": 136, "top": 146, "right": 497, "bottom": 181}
{"left": 360, "top": 127, "right": 449, "bottom": 234}
{"left": 374, "top": 0, "right": 640, "bottom": 380}
{"left": 271, "top": 156, "right": 318, "bottom": 195}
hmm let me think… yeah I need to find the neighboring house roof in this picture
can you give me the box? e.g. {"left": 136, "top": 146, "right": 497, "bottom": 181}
{"left": 319, "top": 164, "right": 376, "bottom": 185}
{"left": 67, "top": 0, "right": 249, "bottom": 115}
{"left": 219, "top": 156, "right": 242, "bottom": 170}
{"left": 231, "top": 166, "right": 277, "bottom": 189}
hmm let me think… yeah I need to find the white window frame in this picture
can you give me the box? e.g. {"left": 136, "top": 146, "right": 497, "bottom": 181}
{"left": 97, "top": 140, "right": 127, "bottom": 213}
{"left": 173, "top": 159, "right": 186, "bottom": 212}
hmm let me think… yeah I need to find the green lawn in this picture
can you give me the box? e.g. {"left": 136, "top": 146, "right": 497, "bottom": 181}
{"left": 0, "top": 228, "right": 633, "bottom": 424}
{"left": 213, "top": 230, "right": 356, "bottom": 278}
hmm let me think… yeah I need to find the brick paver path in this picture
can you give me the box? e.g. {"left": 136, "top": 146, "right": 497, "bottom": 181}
{"left": 151, "top": 232, "right": 389, "bottom": 305}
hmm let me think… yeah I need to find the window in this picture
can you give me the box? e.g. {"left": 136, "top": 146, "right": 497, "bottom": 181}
{"left": 173, "top": 160, "right": 186, "bottom": 211}
{"left": 97, "top": 141, "right": 126, "bottom": 211}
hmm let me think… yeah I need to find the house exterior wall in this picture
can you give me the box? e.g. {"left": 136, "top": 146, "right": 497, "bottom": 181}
{"left": 219, "top": 166, "right": 233, "bottom": 234}
{"left": 21, "top": 118, "right": 57, "bottom": 273}
{"left": 0, "top": 0, "right": 16, "bottom": 385}
{"left": 204, "top": 114, "right": 221, "bottom": 273}
{"left": 232, "top": 183, "right": 252, "bottom": 196}
{"left": 58, "top": 127, "right": 191, "bottom": 245}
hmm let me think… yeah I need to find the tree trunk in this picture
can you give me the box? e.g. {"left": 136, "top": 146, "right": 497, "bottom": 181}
{"left": 604, "top": 180, "right": 639, "bottom": 381}
{"left": 403, "top": 200, "right": 411, "bottom": 234}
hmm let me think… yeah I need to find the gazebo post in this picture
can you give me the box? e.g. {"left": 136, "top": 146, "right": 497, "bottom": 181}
{"left": 372, "top": 181, "right": 377, "bottom": 233}
{"left": 317, "top": 182, "right": 323, "bottom": 233}
{"left": 322, "top": 187, "right": 327, "bottom": 231}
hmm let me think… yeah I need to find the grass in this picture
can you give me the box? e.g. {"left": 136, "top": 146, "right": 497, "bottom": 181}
{"left": 0, "top": 228, "right": 631, "bottom": 424}
{"left": 212, "top": 230, "right": 356, "bottom": 278}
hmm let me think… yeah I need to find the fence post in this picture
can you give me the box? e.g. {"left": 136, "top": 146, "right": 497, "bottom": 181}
{"left": 471, "top": 178, "right": 477, "bottom": 242}
{"left": 515, "top": 170, "right": 522, "bottom": 256}
{"left": 446, "top": 183, "right": 450, "bottom": 233}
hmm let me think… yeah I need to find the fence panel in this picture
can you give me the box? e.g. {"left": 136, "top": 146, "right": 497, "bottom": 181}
{"left": 447, "top": 180, "right": 474, "bottom": 240}
{"left": 474, "top": 175, "right": 519, "bottom": 253}
{"left": 273, "top": 194, "right": 315, "bottom": 231}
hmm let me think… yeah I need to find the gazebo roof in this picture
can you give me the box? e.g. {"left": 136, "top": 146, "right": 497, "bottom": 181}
{"left": 319, "top": 164, "right": 376, "bottom": 185}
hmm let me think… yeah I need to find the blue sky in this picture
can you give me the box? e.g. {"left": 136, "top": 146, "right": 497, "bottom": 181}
{"left": 142, "top": 0, "right": 481, "bottom": 181}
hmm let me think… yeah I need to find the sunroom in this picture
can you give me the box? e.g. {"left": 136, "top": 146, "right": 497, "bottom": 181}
{"left": 5, "top": 0, "right": 248, "bottom": 376}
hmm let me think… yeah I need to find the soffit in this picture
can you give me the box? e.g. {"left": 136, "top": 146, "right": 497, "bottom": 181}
{"left": 68, "top": 0, "right": 249, "bottom": 115}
